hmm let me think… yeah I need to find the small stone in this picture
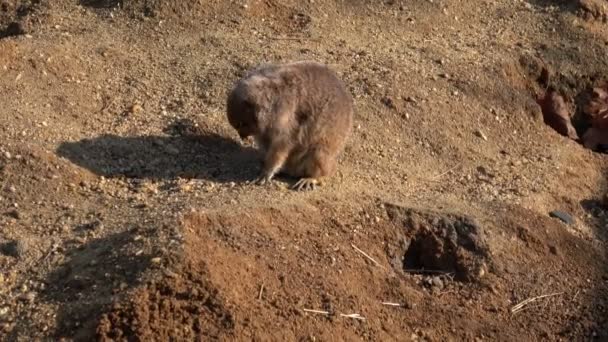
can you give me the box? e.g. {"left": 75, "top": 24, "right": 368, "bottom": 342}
{"left": 431, "top": 276, "right": 444, "bottom": 289}
{"left": 549, "top": 210, "right": 574, "bottom": 225}
{"left": 151, "top": 257, "right": 162, "bottom": 264}
{"left": 1, "top": 240, "right": 27, "bottom": 258}
{"left": 403, "top": 96, "right": 417, "bottom": 103}
{"left": 80, "top": 220, "right": 103, "bottom": 231}
{"left": 474, "top": 129, "right": 488, "bottom": 141}
{"left": 6, "top": 209, "right": 21, "bottom": 220}
{"left": 130, "top": 104, "right": 143, "bottom": 114}
{"left": 19, "top": 292, "right": 36, "bottom": 303}
{"left": 0, "top": 307, "right": 9, "bottom": 316}
{"left": 549, "top": 245, "right": 558, "bottom": 255}
{"left": 3, "top": 151, "right": 11, "bottom": 159}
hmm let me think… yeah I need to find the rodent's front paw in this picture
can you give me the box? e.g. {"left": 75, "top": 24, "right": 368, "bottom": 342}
{"left": 253, "top": 173, "right": 274, "bottom": 186}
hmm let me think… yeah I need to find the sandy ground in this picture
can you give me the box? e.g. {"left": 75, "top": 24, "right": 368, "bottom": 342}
{"left": 0, "top": 0, "right": 607, "bottom": 340}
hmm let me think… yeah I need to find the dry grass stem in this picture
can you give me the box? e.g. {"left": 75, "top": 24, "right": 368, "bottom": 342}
{"left": 511, "top": 292, "right": 564, "bottom": 314}
{"left": 303, "top": 309, "right": 330, "bottom": 315}
{"left": 258, "top": 284, "right": 264, "bottom": 300}
{"left": 269, "top": 36, "right": 319, "bottom": 42}
{"left": 381, "top": 302, "right": 402, "bottom": 307}
{"left": 352, "top": 244, "right": 386, "bottom": 269}
{"left": 340, "top": 313, "right": 366, "bottom": 320}
{"left": 431, "top": 163, "right": 462, "bottom": 181}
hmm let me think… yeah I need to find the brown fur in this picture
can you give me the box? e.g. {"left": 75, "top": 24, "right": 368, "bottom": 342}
{"left": 226, "top": 61, "right": 353, "bottom": 190}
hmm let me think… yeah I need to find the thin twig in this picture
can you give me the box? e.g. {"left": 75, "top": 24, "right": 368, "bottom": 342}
{"left": 258, "top": 283, "right": 264, "bottom": 300}
{"left": 303, "top": 309, "right": 330, "bottom": 315}
{"left": 340, "top": 313, "right": 366, "bottom": 320}
{"left": 269, "top": 36, "right": 319, "bottom": 41}
{"left": 352, "top": 244, "right": 386, "bottom": 269}
{"left": 430, "top": 163, "right": 462, "bottom": 181}
{"left": 511, "top": 292, "right": 563, "bottom": 314}
{"left": 438, "top": 290, "right": 455, "bottom": 297}
{"left": 381, "top": 302, "right": 402, "bottom": 307}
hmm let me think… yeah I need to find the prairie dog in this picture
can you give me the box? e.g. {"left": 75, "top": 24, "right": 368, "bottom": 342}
{"left": 226, "top": 61, "right": 353, "bottom": 191}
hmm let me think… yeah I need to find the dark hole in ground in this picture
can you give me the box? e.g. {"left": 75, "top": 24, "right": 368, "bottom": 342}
{"left": 386, "top": 204, "right": 491, "bottom": 282}
{"left": 402, "top": 229, "right": 460, "bottom": 276}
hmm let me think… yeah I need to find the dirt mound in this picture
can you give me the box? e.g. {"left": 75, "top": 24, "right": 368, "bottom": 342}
{"left": 96, "top": 256, "right": 235, "bottom": 341}
{"left": 93, "top": 201, "right": 608, "bottom": 340}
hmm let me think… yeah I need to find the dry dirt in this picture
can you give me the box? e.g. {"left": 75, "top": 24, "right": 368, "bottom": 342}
{"left": 1, "top": 0, "right": 608, "bottom": 341}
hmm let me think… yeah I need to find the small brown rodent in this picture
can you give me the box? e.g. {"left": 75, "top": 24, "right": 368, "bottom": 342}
{"left": 226, "top": 60, "right": 353, "bottom": 191}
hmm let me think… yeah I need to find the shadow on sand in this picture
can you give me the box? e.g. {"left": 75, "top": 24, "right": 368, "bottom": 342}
{"left": 56, "top": 120, "right": 261, "bottom": 184}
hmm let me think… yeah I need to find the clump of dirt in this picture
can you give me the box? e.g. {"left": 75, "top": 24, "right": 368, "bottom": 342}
{"left": 579, "top": 0, "right": 608, "bottom": 22}
{"left": 0, "top": 0, "right": 45, "bottom": 39}
{"left": 96, "top": 256, "right": 235, "bottom": 341}
{"left": 385, "top": 204, "right": 490, "bottom": 282}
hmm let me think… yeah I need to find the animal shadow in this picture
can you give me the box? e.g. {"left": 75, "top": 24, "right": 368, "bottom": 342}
{"left": 56, "top": 119, "right": 261, "bottom": 183}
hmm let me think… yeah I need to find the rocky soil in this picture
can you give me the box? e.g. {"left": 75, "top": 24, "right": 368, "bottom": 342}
{"left": 1, "top": 0, "right": 607, "bottom": 340}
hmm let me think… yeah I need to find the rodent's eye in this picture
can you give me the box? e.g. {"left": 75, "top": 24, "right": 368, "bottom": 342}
{"left": 243, "top": 100, "right": 256, "bottom": 112}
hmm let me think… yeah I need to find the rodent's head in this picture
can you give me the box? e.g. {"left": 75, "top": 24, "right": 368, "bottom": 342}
{"left": 226, "top": 75, "right": 273, "bottom": 140}
{"left": 226, "top": 84, "right": 260, "bottom": 140}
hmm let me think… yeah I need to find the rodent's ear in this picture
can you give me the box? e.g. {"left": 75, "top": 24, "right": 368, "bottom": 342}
{"left": 246, "top": 75, "right": 267, "bottom": 90}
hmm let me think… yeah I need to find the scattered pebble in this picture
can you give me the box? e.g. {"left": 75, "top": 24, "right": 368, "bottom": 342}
{"left": 431, "top": 276, "right": 444, "bottom": 290}
{"left": 19, "top": 291, "right": 36, "bottom": 303}
{"left": 6, "top": 209, "right": 21, "bottom": 220}
{"left": 548, "top": 245, "right": 559, "bottom": 255}
{"left": 1, "top": 240, "right": 27, "bottom": 258}
{"left": 549, "top": 210, "right": 574, "bottom": 225}
{"left": 130, "top": 104, "right": 143, "bottom": 114}
{"left": 474, "top": 129, "right": 488, "bottom": 141}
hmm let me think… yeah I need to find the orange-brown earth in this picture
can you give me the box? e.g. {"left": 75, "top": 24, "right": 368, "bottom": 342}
{"left": 1, "top": 0, "right": 607, "bottom": 340}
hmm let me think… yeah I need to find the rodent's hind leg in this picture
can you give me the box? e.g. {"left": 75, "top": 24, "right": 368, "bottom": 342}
{"left": 290, "top": 147, "right": 336, "bottom": 192}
